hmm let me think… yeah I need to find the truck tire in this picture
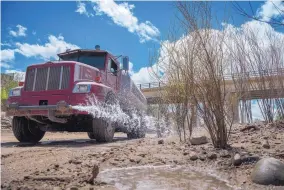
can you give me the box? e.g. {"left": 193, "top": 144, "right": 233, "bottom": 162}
{"left": 87, "top": 132, "right": 96, "bottom": 139}
{"left": 93, "top": 118, "right": 114, "bottom": 142}
{"left": 92, "top": 92, "right": 116, "bottom": 143}
{"left": 127, "top": 116, "right": 146, "bottom": 139}
{"left": 12, "top": 116, "right": 45, "bottom": 143}
{"left": 127, "top": 129, "right": 145, "bottom": 139}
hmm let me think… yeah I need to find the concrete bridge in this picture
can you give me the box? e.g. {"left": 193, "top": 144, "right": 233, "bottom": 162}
{"left": 137, "top": 69, "right": 284, "bottom": 123}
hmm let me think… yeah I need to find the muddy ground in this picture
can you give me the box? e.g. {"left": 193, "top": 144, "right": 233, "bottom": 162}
{"left": 1, "top": 121, "right": 284, "bottom": 190}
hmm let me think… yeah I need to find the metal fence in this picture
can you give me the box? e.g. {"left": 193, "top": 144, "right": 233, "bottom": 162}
{"left": 136, "top": 68, "right": 284, "bottom": 90}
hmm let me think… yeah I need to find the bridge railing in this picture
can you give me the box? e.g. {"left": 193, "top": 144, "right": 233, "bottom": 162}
{"left": 137, "top": 68, "right": 284, "bottom": 90}
{"left": 138, "top": 82, "right": 166, "bottom": 89}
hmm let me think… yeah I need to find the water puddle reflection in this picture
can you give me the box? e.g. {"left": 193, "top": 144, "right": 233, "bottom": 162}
{"left": 99, "top": 165, "right": 235, "bottom": 190}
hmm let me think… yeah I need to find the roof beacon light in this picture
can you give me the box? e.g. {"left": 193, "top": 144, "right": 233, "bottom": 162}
{"left": 95, "top": 45, "right": 100, "bottom": 50}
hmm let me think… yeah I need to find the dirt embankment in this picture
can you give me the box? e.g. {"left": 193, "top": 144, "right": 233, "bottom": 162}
{"left": 1, "top": 112, "right": 12, "bottom": 129}
{"left": 1, "top": 121, "right": 284, "bottom": 190}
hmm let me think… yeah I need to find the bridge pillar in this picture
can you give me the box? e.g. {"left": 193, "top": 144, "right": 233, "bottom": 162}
{"left": 232, "top": 102, "right": 239, "bottom": 123}
{"left": 227, "top": 93, "right": 239, "bottom": 124}
{"left": 192, "top": 105, "right": 197, "bottom": 127}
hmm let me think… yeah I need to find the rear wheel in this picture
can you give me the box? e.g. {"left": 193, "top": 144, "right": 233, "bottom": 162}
{"left": 127, "top": 115, "right": 146, "bottom": 139}
{"left": 12, "top": 116, "right": 45, "bottom": 143}
{"left": 127, "top": 129, "right": 145, "bottom": 139}
{"left": 87, "top": 132, "right": 96, "bottom": 139}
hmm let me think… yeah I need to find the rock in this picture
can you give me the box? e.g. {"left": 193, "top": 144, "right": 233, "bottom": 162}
{"left": 114, "top": 158, "right": 120, "bottom": 161}
{"left": 240, "top": 151, "right": 248, "bottom": 156}
{"left": 158, "top": 139, "right": 164, "bottom": 144}
{"left": 251, "top": 157, "right": 284, "bottom": 185}
{"left": 262, "top": 140, "right": 270, "bottom": 149}
{"left": 189, "top": 152, "right": 198, "bottom": 161}
{"left": 87, "top": 164, "right": 99, "bottom": 184}
{"left": 199, "top": 155, "right": 206, "bottom": 161}
{"left": 207, "top": 153, "right": 217, "bottom": 160}
{"left": 220, "top": 150, "right": 231, "bottom": 158}
{"left": 216, "top": 160, "right": 223, "bottom": 165}
{"left": 233, "top": 153, "right": 242, "bottom": 166}
{"left": 183, "top": 151, "right": 189, "bottom": 156}
{"left": 93, "top": 180, "right": 108, "bottom": 185}
{"left": 275, "top": 153, "right": 284, "bottom": 158}
{"left": 240, "top": 125, "right": 259, "bottom": 132}
{"left": 189, "top": 136, "right": 208, "bottom": 145}
{"left": 138, "top": 153, "right": 147, "bottom": 157}
{"left": 129, "top": 156, "right": 141, "bottom": 163}
{"left": 241, "top": 156, "right": 260, "bottom": 164}
{"left": 69, "top": 159, "right": 82, "bottom": 164}
{"left": 251, "top": 140, "right": 261, "bottom": 144}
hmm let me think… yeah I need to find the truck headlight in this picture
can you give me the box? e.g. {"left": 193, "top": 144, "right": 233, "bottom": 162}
{"left": 9, "top": 88, "right": 21, "bottom": 97}
{"left": 72, "top": 84, "right": 91, "bottom": 93}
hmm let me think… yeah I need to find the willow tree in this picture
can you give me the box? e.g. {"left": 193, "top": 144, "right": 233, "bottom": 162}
{"left": 150, "top": 2, "right": 236, "bottom": 147}
{"left": 227, "top": 23, "right": 284, "bottom": 123}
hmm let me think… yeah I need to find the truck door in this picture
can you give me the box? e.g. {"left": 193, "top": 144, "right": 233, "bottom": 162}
{"left": 106, "top": 58, "right": 118, "bottom": 91}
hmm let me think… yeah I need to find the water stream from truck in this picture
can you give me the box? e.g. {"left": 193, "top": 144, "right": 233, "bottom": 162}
{"left": 72, "top": 95, "right": 172, "bottom": 136}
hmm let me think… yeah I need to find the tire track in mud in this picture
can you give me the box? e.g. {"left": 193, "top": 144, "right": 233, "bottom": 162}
{"left": 1, "top": 132, "right": 133, "bottom": 189}
{"left": 2, "top": 137, "right": 164, "bottom": 189}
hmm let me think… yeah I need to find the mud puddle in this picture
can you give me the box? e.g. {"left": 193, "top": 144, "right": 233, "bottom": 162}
{"left": 99, "top": 165, "right": 236, "bottom": 190}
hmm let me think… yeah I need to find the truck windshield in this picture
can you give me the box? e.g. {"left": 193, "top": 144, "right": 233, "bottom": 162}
{"left": 60, "top": 53, "right": 106, "bottom": 69}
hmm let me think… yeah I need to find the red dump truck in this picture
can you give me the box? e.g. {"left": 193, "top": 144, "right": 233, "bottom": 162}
{"left": 6, "top": 46, "right": 147, "bottom": 143}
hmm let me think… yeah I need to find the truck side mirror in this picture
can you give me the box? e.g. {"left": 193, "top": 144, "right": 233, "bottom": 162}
{"left": 122, "top": 56, "right": 129, "bottom": 71}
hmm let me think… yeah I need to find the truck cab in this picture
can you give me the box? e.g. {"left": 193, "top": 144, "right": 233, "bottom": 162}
{"left": 6, "top": 46, "right": 147, "bottom": 143}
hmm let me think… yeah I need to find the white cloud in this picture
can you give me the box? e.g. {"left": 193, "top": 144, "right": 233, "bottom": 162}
{"left": 76, "top": 1, "right": 94, "bottom": 17}
{"left": 128, "top": 61, "right": 134, "bottom": 75}
{"left": 130, "top": 19, "right": 284, "bottom": 88}
{"left": 1, "top": 43, "right": 11, "bottom": 47}
{"left": 131, "top": 66, "right": 157, "bottom": 84}
{"left": 0, "top": 62, "right": 12, "bottom": 69}
{"left": 1, "top": 49, "right": 15, "bottom": 61}
{"left": 1, "top": 49, "right": 15, "bottom": 69}
{"left": 15, "top": 35, "right": 80, "bottom": 60}
{"left": 128, "top": 60, "right": 160, "bottom": 84}
{"left": 1, "top": 35, "right": 79, "bottom": 69}
{"left": 32, "top": 31, "right": 37, "bottom": 35}
{"left": 9, "top": 25, "right": 27, "bottom": 37}
{"left": 92, "top": 0, "right": 160, "bottom": 43}
{"left": 5, "top": 69, "right": 20, "bottom": 73}
{"left": 257, "top": 0, "right": 284, "bottom": 22}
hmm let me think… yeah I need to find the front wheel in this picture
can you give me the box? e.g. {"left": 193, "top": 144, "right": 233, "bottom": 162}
{"left": 93, "top": 118, "right": 115, "bottom": 142}
{"left": 12, "top": 116, "right": 45, "bottom": 143}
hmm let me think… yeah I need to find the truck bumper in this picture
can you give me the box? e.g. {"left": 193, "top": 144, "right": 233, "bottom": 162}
{"left": 6, "top": 101, "right": 85, "bottom": 117}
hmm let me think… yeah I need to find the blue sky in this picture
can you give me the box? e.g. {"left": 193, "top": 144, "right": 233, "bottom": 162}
{"left": 1, "top": 1, "right": 283, "bottom": 82}
{"left": 1, "top": 1, "right": 174, "bottom": 72}
{"left": 1, "top": 1, "right": 282, "bottom": 72}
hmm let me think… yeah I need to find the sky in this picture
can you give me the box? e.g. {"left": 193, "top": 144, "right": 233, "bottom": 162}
{"left": 1, "top": 0, "right": 284, "bottom": 120}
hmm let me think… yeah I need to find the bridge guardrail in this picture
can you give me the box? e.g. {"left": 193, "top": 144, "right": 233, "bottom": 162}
{"left": 137, "top": 68, "right": 284, "bottom": 90}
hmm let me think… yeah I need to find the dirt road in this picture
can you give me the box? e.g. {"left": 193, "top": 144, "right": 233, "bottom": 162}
{"left": 1, "top": 122, "right": 284, "bottom": 190}
{"left": 1, "top": 130, "right": 136, "bottom": 189}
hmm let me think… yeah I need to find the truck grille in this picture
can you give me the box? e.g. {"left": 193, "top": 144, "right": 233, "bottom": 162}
{"left": 25, "top": 66, "right": 70, "bottom": 91}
